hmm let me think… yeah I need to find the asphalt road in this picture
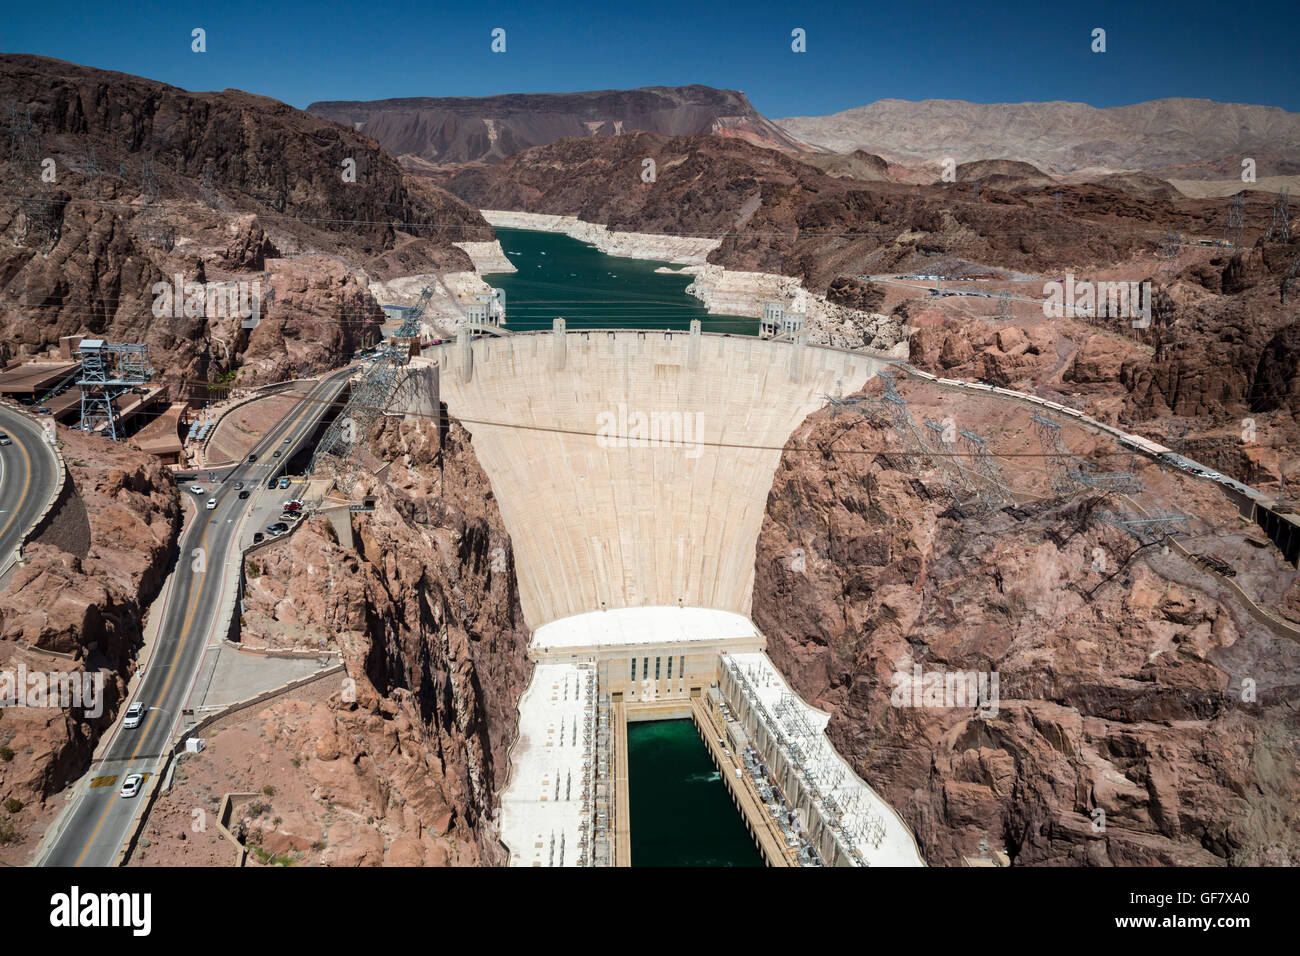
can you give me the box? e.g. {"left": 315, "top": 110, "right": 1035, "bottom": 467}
{"left": 0, "top": 406, "right": 62, "bottom": 580}
{"left": 38, "top": 367, "right": 352, "bottom": 867}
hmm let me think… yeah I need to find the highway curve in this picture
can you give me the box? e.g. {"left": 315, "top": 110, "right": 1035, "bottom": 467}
{"left": 0, "top": 405, "right": 62, "bottom": 580}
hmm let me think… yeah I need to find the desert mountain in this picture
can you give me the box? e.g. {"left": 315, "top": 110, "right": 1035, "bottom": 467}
{"left": 0, "top": 55, "right": 491, "bottom": 383}
{"left": 795, "top": 148, "right": 893, "bottom": 181}
{"left": 307, "top": 85, "right": 808, "bottom": 165}
{"left": 777, "top": 98, "right": 1300, "bottom": 178}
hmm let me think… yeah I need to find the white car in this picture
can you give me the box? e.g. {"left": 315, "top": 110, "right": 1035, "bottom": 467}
{"left": 189, "top": 485, "right": 205, "bottom": 495}
{"left": 119, "top": 773, "right": 144, "bottom": 799}
{"left": 122, "top": 701, "right": 145, "bottom": 729}
{"left": 206, "top": 497, "right": 217, "bottom": 510}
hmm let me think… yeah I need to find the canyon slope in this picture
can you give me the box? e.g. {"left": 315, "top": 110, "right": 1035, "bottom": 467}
{"left": 308, "top": 85, "right": 807, "bottom": 166}
{"left": 753, "top": 378, "right": 1300, "bottom": 866}
{"left": 0, "top": 55, "right": 492, "bottom": 386}
{"left": 776, "top": 98, "right": 1300, "bottom": 178}
{"left": 133, "top": 416, "right": 531, "bottom": 866}
{"left": 0, "top": 430, "right": 180, "bottom": 861}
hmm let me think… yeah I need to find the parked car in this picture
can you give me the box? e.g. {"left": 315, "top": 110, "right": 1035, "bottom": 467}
{"left": 36, "top": 406, "right": 51, "bottom": 415}
{"left": 283, "top": 500, "right": 303, "bottom": 512}
{"left": 266, "top": 522, "right": 289, "bottom": 535}
{"left": 206, "top": 498, "right": 217, "bottom": 510}
{"left": 252, "top": 532, "right": 264, "bottom": 544}
{"left": 281, "top": 511, "right": 301, "bottom": 522}
{"left": 119, "top": 773, "right": 144, "bottom": 799}
{"left": 122, "top": 702, "right": 145, "bottom": 729}
{"left": 238, "top": 489, "right": 250, "bottom": 500}
{"left": 189, "top": 485, "right": 205, "bottom": 495}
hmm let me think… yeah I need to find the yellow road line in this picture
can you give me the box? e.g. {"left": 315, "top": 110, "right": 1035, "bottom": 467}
{"left": 71, "top": 380, "right": 331, "bottom": 865}
{"left": 0, "top": 425, "right": 35, "bottom": 547}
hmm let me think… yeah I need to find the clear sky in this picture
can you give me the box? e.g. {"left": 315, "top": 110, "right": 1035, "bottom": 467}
{"left": 2, "top": 0, "right": 1297, "bottom": 116}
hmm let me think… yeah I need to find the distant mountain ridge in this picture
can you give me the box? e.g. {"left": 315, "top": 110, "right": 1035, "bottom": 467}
{"left": 307, "top": 85, "right": 808, "bottom": 164}
{"left": 776, "top": 98, "right": 1300, "bottom": 177}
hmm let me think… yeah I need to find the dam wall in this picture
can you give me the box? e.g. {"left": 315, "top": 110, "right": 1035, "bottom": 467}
{"left": 430, "top": 326, "right": 885, "bottom": 628}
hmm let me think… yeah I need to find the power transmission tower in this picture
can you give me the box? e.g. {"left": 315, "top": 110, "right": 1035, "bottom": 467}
{"left": 1097, "top": 509, "right": 1189, "bottom": 547}
{"left": 1031, "top": 412, "right": 1134, "bottom": 494}
{"left": 1226, "top": 192, "right": 1245, "bottom": 247}
{"left": 77, "top": 340, "right": 154, "bottom": 440}
{"left": 996, "top": 290, "right": 1012, "bottom": 321}
{"left": 959, "top": 427, "right": 1013, "bottom": 512}
{"left": 137, "top": 157, "right": 175, "bottom": 250}
{"left": 1282, "top": 252, "right": 1300, "bottom": 306}
{"left": 1265, "top": 187, "right": 1291, "bottom": 243}
{"left": 923, "top": 417, "right": 976, "bottom": 508}
{"left": 7, "top": 103, "right": 38, "bottom": 168}
{"left": 7, "top": 102, "right": 59, "bottom": 249}
{"left": 310, "top": 342, "right": 415, "bottom": 480}
{"left": 1157, "top": 231, "right": 1183, "bottom": 272}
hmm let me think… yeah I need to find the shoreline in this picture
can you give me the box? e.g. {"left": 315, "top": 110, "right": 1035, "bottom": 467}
{"left": 483, "top": 209, "right": 908, "bottom": 353}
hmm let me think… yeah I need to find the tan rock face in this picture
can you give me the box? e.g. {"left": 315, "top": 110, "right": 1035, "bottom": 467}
{"left": 752, "top": 388, "right": 1300, "bottom": 866}
{"left": 138, "top": 417, "right": 532, "bottom": 866}
{"left": 0, "top": 427, "right": 180, "bottom": 860}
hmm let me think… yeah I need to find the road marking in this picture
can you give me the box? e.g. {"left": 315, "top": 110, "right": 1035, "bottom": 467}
{"left": 68, "top": 375, "right": 342, "bottom": 865}
{"left": 88, "top": 775, "right": 118, "bottom": 789}
{"left": 0, "top": 424, "right": 35, "bottom": 548}
{"left": 74, "top": 518, "right": 211, "bottom": 866}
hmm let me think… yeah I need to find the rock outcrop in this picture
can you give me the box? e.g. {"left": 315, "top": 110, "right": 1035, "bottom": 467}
{"left": 0, "top": 54, "right": 492, "bottom": 383}
{"left": 0, "top": 427, "right": 180, "bottom": 860}
{"left": 165, "top": 415, "right": 533, "bottom": 865}
{"left": 309, "top": 85, "right": 807, "bottom": 165}
{"left": 751, "top": 384, "right": 1300, "bottom": 866}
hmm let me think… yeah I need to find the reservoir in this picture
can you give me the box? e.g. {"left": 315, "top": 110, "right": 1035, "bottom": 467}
{"left": 626, "top": 719, "right": 764, "bottom": 867}
{"left": 486, "top": 227, "right": 758, "bottom": 335}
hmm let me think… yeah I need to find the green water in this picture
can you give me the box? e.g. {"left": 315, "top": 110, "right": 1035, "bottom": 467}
{"left": 626, "top": 719, "right": 764, "bottom": 867}
{"left": 486, "top": 227, "right": 759, "bottom": 334}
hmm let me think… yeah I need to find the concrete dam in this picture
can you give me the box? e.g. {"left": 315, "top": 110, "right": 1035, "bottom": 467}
{"left": 429, "top": 322, "right": 923, "bottom": 867}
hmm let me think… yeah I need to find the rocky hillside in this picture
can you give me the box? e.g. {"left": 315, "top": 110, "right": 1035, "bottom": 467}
{"left": 438, "top": 131, "right": 1281, "bottom": 288}
{"left": 133, "top": 414, "right": 531, "bottom": 865}
{"left": 0, "top": 426, "right": 180, "bottom": 861}
{"left": 308, "top": 85, "right": 807, "bottom": 166}
{"left": 0, "top": 55, "right": 492, "bottom": 387}
{"left": 776, "top": 98, "right": 1300, "bottom": 178}
{"left": 753, "top": 381, "right": 1300, "bottom": 866}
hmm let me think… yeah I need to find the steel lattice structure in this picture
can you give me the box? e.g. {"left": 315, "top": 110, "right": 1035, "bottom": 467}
{"left": 1031, "top": 412, "right": 1134, "bottom": 495}
{"left": 1265, "top": 187, "right": 1291, "bottom": 243}
{"left": 77, "top": 341, "right": 153, "bottom": 440}
{"left": 1097, "top": 509, "right": 1189, "bottom": 545}
{"left": 959, "top": 426, "right": 1013, "bottom": 512}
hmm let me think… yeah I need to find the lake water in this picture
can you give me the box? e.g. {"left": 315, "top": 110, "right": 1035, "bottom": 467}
{"left": 486, "top": 227, "right": 758, "bottom": 335}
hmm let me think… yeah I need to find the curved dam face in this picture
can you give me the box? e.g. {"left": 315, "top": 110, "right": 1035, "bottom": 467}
{"left": 431, "top": 325, "right": 884, "bottom": 629}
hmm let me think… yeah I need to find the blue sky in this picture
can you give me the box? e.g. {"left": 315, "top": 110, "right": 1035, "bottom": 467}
{"left": 2, "top": 0, "right": 1296, "bottom": 116}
